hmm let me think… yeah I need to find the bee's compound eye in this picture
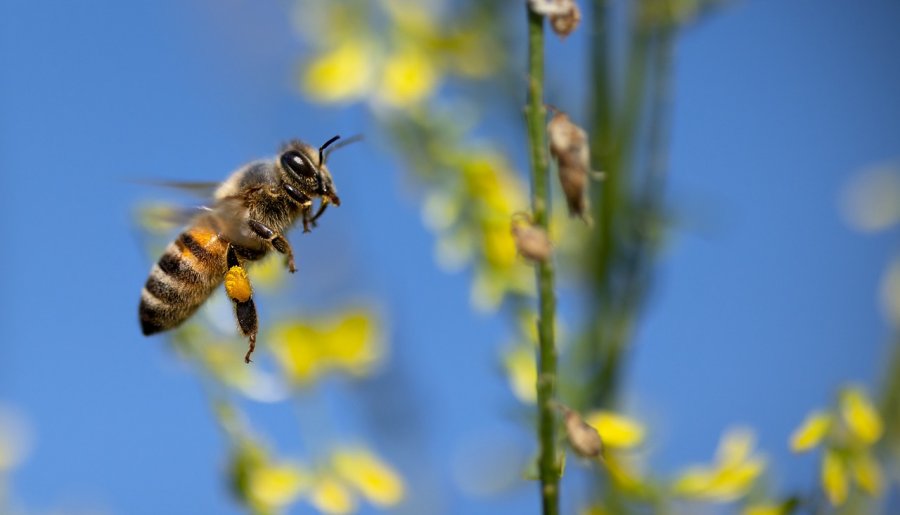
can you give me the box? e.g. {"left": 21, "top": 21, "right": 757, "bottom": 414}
{"left": 280, "top": 151, "right": 317, "bottom": 179}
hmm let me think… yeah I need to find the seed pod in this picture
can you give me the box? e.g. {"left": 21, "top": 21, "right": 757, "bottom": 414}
{"left": 547, "top": 111, "right": 592, "bottom": 224}
{"left": 511, "top": 214, "right": 552, "bottom": 263}
{"left": 529, "top": 0, "right": 581, "bottom": 37}
{"left": 559, "top": 404, "right": 604, "bottom": 460}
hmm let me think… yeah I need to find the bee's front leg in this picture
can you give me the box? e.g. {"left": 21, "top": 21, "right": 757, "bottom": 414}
{"left": 225, "top": 244, "right": 258, "bottom": 364}
{"left": 248, "top": 219, "right": 296, "bottom": 273}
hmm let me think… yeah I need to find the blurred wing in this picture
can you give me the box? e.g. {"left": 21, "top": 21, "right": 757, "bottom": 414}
{"left": 130, "top": 179, "right": 221, "bottom": 200}
{"left": 134, "top": 202, "right": 212, "bottom": 235}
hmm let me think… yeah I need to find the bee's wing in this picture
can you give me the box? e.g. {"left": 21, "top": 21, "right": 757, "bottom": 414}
{"left": 132, "top": 179, "right": 222, "bottom": 199}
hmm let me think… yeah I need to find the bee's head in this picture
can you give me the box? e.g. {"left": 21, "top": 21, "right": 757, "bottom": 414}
{"left": 278, "top": 137, "right": 341, "bottom": 206}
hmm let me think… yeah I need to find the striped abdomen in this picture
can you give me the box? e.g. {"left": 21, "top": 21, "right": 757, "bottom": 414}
{"left": 139, "top": 226, "right": 230, "bottom": 335}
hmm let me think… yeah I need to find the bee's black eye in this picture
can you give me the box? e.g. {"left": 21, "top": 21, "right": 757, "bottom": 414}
{"left": 280, "top": 151, "right": 317, "bottom": 179}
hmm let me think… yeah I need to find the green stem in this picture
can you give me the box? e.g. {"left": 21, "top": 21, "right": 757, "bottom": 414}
{"left": 525, "top": 6, "right": 558, "bottom": 515}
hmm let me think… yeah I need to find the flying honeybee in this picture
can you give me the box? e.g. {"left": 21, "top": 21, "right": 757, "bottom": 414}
{"left": 139, "top": 136, "right": 349, "bottom": 363}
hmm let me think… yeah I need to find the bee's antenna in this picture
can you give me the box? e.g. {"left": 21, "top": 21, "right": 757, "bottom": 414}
{"left": 318, "top": 135, "right": 342, "bottom": 166}
{"left": 323, "top": 134, "right": 364, "bottom": 163}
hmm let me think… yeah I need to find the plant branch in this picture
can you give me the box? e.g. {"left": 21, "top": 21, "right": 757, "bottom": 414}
{"left": 525, "top": 5, "right": 558, "bottom": 515}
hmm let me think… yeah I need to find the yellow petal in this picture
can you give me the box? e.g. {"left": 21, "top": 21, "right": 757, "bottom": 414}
{"left": 377, "top": 47, "right": 438, "bottom": 107}
{"left": 789, "top": 411, "right": 832, "bottom": 452}
{"left": 672, "top": 465, "right": 717, "bottom": 496}
{"left": 320, "top": 311, "right": 383, "bottom": 376}
{"left": 742, "top": 503, "right": 785, "bottom": 515}
{"left": 821, "top": 450, "right": 849, "bottom": 506}
{"left": 310, "top": 476, "right": 357, "bottom": 515}
{"left": 709, "top": 456, "right": 765, "bottom": 500}
{"left": 333, "top": 447, "right": 405, "bottom": 506}
{"left": 584, "top": 411, "right": 645, "bottom": 449}
{"left": 716, "top": 427, "right": 755, "bottom": 468}
{"left": 840, "top": 387, "right": 883, "bottom": 445}
{"left": 850, "top": 451, "right": 883, "bottom": 496}
{"left": 302, "top": 41, "right": 374, "bottom": 103}
{"left": 503, "top": 345, "right": 537, "bottom": 404}
{"left": 270, "top": 322, "right": 322, "bottom": 384}
{"left": 248, "top": 463, "right": 309, "bottom": 508}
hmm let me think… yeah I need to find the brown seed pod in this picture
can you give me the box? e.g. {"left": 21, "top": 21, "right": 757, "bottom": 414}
{"left": 511, "top": 213, "right": 552, "bottom": 263}
{"left": 547, "top": 111, "right": 592, "bottom": 224}
{"left": 558, "top": 404, "right": 604, "bottom": 460}
{"left": 529, "top": 0, "right": 582, "bottom": 37}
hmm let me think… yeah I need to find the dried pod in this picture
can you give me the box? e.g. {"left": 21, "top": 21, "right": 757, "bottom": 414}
{"left": 547, "top": 111, "right": 592, "bottom": 224}
{"left": 559, "top": 404, "right": 604, "bottom": 460}
{"left": 529, "top": 0, "right": 581, "bottom": 37}
{"left": 511, "top": 214, "right": 552, "bottom": 263}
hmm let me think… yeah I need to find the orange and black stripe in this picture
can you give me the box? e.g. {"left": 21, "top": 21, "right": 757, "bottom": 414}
{"left": 139, "top": 226, "right": 229, "bottom": 335}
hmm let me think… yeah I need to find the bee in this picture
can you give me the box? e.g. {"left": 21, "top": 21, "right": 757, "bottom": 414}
{"left": 139, "top": 136, "right": 347, "bottom": 363}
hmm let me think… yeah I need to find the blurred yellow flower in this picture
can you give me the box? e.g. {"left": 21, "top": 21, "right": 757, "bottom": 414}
{"left": 270, "top": 310, "right": 383, "bottom": 385}
{"left": 248, "top": 462, "right": 309, "bottom": 508}
{"left": 839, "top": 386, "right": 883, "bottom": 445}
{"left": 584, "top": 411, "right": 645, "bottom": 450}
{"left": 789, "top": 411, "right": 831, "bottom": 452}
{"left": 200, "top": 343, "right": 288, "bottom": 402}
{"left": 673, "top": 427, "right": 765, "bottom": 501}
{"left": 333, "top": 447, "right": 406, "bottom": 506}
{"left": 789, "top": 386, "right": 885, "bottom": 507}
{"left": 821, "top": 449, "right": 848, "bottom": 506}
{"left": 310, "top": 475, "right": 357, "bottom": 515}
{"left": 839, "top": 163, "right": 900, "bottom": 233}
{"left": 302, "top": 40, "right": 375, "bottom": 104}
{"left": 378, "top": 48, "right": 439, "bottom": 108}
{"left": 504, "top": 344, "right": 537, "bottom": 403}
{"left": 742, "top": 503, "right": 787, "bottom": 515}
{"left": 849, "top": 451, "right": 883, "bottom": 496}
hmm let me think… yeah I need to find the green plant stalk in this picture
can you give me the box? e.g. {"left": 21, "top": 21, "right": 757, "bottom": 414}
{"left": 524, "top": 6, "right": 558, "bottom": 515}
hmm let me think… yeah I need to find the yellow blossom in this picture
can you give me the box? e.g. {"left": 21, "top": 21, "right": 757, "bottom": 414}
{"left": 310, "top": 475, "right": 357, "bottom": 515}
{"left": 270, "top": 310, "right": 383, "bottom": 385}
{"left": 673, "top": 428, "right": 765, "bottom": 501}
{"left": 789, "top": 411, "right": 831, "bottom": 452}
{"left": 584, "top": 411, "right": 645, "bottom": 450}
{"left": 821, "top": 449, "right": 848, "bottom": 506}
{"left": 302, "top": 40, "right": 375, "bottom": 104}
{"left": 248, "top": 462, "right": 309, "bottom": 508}
{"left": 742, "top": 503, "right": 787, "bottom": 515}
{"left": 333, "top": 447, "right": 405, "bottom": 506}
{"left": 839, "top": 386, "right": 883, "bottom": 445}
{"left": 377, "top": 47, "right": 438, "bottom": 107}
{"left": 504, "top": 345, "right": 537, "bottom": 403}
{"left": 849, "top": 451, "right": 883, "bottom": 495}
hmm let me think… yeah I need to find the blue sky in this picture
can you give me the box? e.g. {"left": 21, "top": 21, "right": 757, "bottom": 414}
{"left": 1, "top": 0, "right": 898, "bottom": 513}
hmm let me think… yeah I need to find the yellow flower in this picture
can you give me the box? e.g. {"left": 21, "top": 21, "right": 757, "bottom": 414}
{"left": 584, "top": 411, "right": 645, "bottom": 450}
{"left": 248, "top": 462, "right": 309, "bottom": 508}
{"left": 821, "top": 449, "right": 848, "bottom": 506}
{"left": 310, "top": 475, "right": 357, "bottom": 515}
{"left": 673, "top": 427, "right": 765, "bottom": 501}
{"left": 0, "top": 405, "right": 31, "bottom": 473}
{"left": 849, "top": 451, "right": 883, "bottom": 496}
{"left": 377, "top": 47, "right": 439, "bottom": 107}
{"left": 271, "top": 310, "right": 383, "bottom": 385}
{"left": 742, "top": 503, "right": 786, "bottom": 515}
{"left": 302, "top": 40, "right": 375, "bottom": 104}
{"left": 503, "top": 344, "right": 537, "bottom": 403}
{"left": 839, "top": 386, "right": 883, "bottom": 445}
{"left": 333, "top": 447, "right": 405, "bottom": 506}
{"left": 789, "top": 411, "right": 831, "bottom": 452}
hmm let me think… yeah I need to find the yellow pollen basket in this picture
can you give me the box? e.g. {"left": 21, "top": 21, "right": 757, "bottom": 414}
{"left": 225, "top": 266, "right": 253, "bottom": 302}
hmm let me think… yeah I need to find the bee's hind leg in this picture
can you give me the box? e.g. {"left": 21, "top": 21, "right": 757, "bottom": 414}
{"left": 225, "top": 244, "right": 259, "bottom": 363}
{"left": 248, "top": 219, "right": 296, "bottom": 273}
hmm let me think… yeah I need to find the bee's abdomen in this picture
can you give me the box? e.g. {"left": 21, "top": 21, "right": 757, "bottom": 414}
{"left": 139, "top": 228, "right": 229, "bottom": 335}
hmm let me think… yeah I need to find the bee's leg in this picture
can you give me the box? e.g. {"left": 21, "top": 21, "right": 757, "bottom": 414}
{"left": 225, "top": 244, "right": 259, "bottom": 363}
{"left": 247, "top": 219, "right": 296, "bottom": 273}
{"left": 301, "top": 204, "right": 318, "bottom": 233}
{"left": 309, "top": 199, "right": 330, "bottom": 225}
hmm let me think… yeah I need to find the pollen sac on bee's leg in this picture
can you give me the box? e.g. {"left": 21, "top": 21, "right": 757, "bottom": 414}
{"left": 224, "top": 266, "right": 253, "bottom": 303}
